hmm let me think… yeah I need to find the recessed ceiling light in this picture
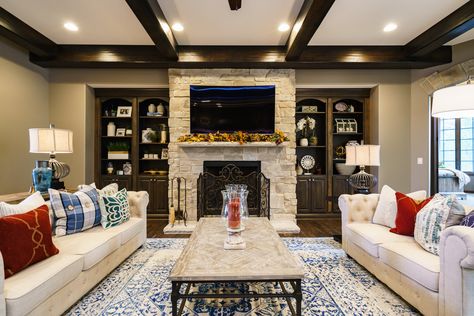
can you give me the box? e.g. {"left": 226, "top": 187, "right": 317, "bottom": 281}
{"left": 64, "top": 22, "right": 79, "bottom": 32}
{"left": 383, "top": 23, "right": 397, "bottom": 32}
{"left": 278, "top": 23, "right": 290, "bottom": 32}
{"left": 172, "top": 23, "right": 184, "bottom": 32}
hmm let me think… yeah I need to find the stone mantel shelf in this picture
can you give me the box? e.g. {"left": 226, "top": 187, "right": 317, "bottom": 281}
{"left": 177, "top": 142, "right": 289, "bottom": 148}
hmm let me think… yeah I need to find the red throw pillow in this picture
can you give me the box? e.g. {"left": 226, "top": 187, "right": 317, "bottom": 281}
{"left": 390, "top": 192, "right": 432, "bottom": 236}
{"left": 0, "top": 205, "right": 59, "bottom": 278}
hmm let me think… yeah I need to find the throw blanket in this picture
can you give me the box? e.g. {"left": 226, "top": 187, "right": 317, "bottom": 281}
{"left": 439, "top": 168, "right": 471, "bottom": 189}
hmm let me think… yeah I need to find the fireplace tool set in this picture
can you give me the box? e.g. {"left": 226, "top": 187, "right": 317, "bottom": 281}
{"left": 170, "top": 177, "right": 187, "bottom": 227}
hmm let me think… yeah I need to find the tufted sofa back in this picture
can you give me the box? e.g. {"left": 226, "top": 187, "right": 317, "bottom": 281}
{"left": 339, "top": 194, "right": 379, "bottom": 224}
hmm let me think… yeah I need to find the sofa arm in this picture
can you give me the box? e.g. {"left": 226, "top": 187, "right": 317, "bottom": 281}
{"left": 439, "top": 226, "right": 474, "bottom": 316}
{"left": 0, "top": 252, "right": 5, "bottom": 316}
{"left": 127, "top": 191, "right": 149, "bottom": 219}
{"left": 338, "top": 194, "right": 379, "bottom": 226}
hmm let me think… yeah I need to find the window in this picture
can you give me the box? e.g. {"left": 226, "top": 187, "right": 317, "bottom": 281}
{"left": 438, "top": 118, "right": 474, "bottom": 172}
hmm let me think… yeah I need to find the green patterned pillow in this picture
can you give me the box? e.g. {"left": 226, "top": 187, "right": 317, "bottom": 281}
{"left": 100, "top": 188, "right": 131, "bottom": 228}
{"left": 414, "top": 194, "right": 465, "bottom": 255}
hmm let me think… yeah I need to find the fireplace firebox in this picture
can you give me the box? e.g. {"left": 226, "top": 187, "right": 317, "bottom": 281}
{"left": 197, "top": 161, "right": 270, "bottom": 219}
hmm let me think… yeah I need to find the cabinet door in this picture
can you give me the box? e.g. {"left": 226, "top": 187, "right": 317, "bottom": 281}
{"left": 332, "top": 175, "right": 353, "bottom": 212}
{"left": 137, "top": 177, "right": 155, "bottom": 214}
{"left": 101, "top": 176, "right": 132, "bottom": 191}
{"left": 154, "top": 178, "right": 168, "bottom": 215}
{"left": 296, "top": 178, "right": 312, "bottom": 213}
{"left": 311, "top": 177, "right": 327, "bottom": 212}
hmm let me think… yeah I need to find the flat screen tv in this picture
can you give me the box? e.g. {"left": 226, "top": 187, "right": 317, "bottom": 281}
{"left": 190, "top": 85, "right": 275, "bottom": 134}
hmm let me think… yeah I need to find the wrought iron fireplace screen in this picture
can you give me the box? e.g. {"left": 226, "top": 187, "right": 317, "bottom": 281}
{"left": 197, "top": 163, "right": 270, "bottom": 220}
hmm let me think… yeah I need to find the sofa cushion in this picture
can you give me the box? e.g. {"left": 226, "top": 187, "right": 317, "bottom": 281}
{"left": 49, "top": 187, "right": 102, "bottom": 236}
{"left": 101, "top": 188, "right": 131, "bottom": 228}
{"left": 372, "top": 185, "right": 426, "bottom": 228}
{"left": 102, "top": 217, "right": 145, "bottom": 244}
{"left": 53, "top": 231, "right": 120, "bottom": 270}
{"left": 390, "top": 192, "right": 433, "bottom": 236}
{"left": 346, "top": 223, "right": 415, "bottom": 258}
{"left": 4, "top": 254, "right": 82, "bottom": 316}
{"left": 415, "top": 194, "right": 465, "bottom": 255}
{"left": 0, "top": 192, "right": 46, "bottom": 217}
{"left": 0, "top": 205, "right": 59, "bottom": 278}
{"left": 78, "top": 182, "right": 118, "bottom": 196}
{"left": 379, "top": 242, "right": 440, "bottom": 292}
{"left": 461, "top": 210, "right": 474, "bottom": 227}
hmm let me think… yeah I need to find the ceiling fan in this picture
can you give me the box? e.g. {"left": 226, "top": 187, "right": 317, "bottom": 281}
{"left": 228, "top": 0, "right": 242, "bottom": 11}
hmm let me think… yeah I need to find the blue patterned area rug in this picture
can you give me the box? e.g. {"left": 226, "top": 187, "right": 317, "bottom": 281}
{"left": 66, "top": 238, "right": 419, "bottom": 315}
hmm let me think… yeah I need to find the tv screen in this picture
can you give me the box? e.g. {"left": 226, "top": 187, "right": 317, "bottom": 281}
{"left": 190, "top": 85, "right": 275, "bottom": 134}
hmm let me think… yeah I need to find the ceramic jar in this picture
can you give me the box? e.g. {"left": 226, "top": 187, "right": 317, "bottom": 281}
{"left": 32, "top": 160, "right": 52, "bottom": 193}
{"left": 299, "top": 138, "right": 308, "bottom": 146}
{"left": 296, "top": 164, "right": 304, "bottom": 175}
{"left": 157, "top": 103, "right": 165, "bottom": 116}
{"left": 107, "top": 122, "right": 116, "bottom": 136}
{"left": 148, "top": 103, "right": 156, "bottom": 113}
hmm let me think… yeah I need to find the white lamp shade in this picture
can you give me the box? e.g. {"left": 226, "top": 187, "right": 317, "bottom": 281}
{"left": 29, "top": 128, "right": 73, "bottom": 154}
{"left": 432, "top": 84, "right": 474, "bottom": 118}
{"left": 346, "top": 145, "right": 380, "bottom": 166}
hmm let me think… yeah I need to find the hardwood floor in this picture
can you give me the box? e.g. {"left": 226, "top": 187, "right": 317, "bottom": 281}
{"left": 147, "top": 218, "right": 341, "bottom": 238}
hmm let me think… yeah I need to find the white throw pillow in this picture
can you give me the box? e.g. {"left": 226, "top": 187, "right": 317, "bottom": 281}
{"left": 0, "top": 192, "right": 46, "bottom": 217}
{"left": 414, "top": 194, "right": 465, "bottom": 255}
{"left": 372, "top": 185, "right": 427, "bottom": 227}
{"left": 77, "top": 182, "right": 119, "bottom": 196}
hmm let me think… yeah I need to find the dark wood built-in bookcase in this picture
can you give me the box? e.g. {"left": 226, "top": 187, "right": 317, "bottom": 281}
{"left": 94, "top": 89, "right": 169, "bottom": 218}
{"left": 296, "top": 88, "right": 370, "bottom": 218}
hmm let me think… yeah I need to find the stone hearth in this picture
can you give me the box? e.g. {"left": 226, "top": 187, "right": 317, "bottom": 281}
{"left": 168, "top": 69, "right": 297, "bottom": 221}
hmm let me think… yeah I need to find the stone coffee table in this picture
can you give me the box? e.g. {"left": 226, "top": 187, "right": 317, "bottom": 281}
{"left": 169, "top": 217, "right": 304, "bottom": 315}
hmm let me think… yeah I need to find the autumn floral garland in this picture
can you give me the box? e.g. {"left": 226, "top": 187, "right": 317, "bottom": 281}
{"left": 178, "top": 130, "right": 289, "bottom": 145}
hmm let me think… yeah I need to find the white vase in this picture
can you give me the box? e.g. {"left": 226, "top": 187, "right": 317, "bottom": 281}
{"left": 148, "top": 103, "right": 156, "bottom": 113}
{"left": 299, "top": 138, "right": 308, "bottom": 146}
{"left": 157, "top": 103, "right": 165, "bottom": 116}
{"left": 160, "top": 130, "right": 167, "bottom": 143}
{"left": 296, "top": 165, "right": 303, "bottom": 175}
{"left": 107, "top": 122, "right": 116, "bottom": 136}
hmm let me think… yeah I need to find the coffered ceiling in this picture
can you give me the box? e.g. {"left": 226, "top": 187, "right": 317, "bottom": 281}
{"left": 0, "top": 0, "right": 473, "bottom": 68}
{"left": 309, "top": 0, "right": 471, "bottom": 45}
{"left": 1, "top": 0, "right": 472, "bottom": 46}
{"left": 0, "top": 0, "right": 153, "bottom": 44}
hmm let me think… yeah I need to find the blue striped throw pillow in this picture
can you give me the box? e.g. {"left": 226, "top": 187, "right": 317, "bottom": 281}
{"left": 49, "top": 187, "right": 102, "bottom": 236}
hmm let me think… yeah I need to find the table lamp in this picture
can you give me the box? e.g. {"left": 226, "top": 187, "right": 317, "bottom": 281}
{"left": 29, "top": 125, "right": 73, "bottom": 190}
{"left": 345, "top": 144, "right": 380, "bottom": 194}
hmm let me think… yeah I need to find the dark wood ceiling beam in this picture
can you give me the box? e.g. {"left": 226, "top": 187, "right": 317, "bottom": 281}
{"left": 0, "top": 7, "right": 57, "bottom": 57}
{"left": 228, "top": 0, "right": 242, "bottom": 10}
{"left": 405, "top": 1, "right": 474, "bottom": 57}
{"left": 30, "top": 45, "right": 451, "bottom": 69}
{"left": 125, "top": 0, "right": 178, "bottom": 60}
{"left": 285, "top": 0, "right": 335, "bottom": 61}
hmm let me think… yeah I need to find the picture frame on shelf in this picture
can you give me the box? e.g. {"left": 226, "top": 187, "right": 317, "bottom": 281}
{"left": 301, "top": 105, "right": 318, "bottom": 113}
{"left": 116, "top": 128, "right": 126, "bottom": 136}
{"left": 161, "top": 148, "right": 169, "bottom": 159}
{"left": 125, "top": 129, "right": 133, "bottom": 136}
{"left": 123, "top": 162, "right": 132, "bottom": 175}
{"left": 116, "top": 106, "right": 132, "bottom": 117}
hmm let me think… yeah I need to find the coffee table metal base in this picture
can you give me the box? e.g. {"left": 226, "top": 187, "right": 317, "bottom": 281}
{"left": 171, "top": 279, "right": 302, "bottom": 316}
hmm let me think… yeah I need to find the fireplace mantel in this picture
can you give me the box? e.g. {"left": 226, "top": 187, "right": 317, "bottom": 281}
{"left": 177, "top": 142, "right": 289, "bottom": 148}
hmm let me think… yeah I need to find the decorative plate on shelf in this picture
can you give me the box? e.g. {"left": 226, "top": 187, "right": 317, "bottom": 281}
{"left": 335, "top": 102, "right": 348, "bottom": 112}
{"left": 300, "top": 155, "right": 315, "bottom": 174}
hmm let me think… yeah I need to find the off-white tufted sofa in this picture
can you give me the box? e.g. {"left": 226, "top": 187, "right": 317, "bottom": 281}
{"left": 0, "top": 191, "right": 149, "bottom": 316}
{"left": 339, "top": 193, "right": 474, "bottom": 316}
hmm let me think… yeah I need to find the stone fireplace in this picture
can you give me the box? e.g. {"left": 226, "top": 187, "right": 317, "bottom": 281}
{"left": 168, "top": 69, "right": 296, "bottom": 221}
